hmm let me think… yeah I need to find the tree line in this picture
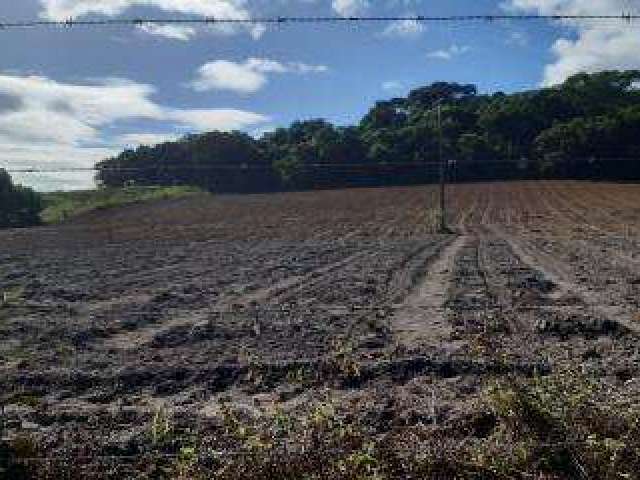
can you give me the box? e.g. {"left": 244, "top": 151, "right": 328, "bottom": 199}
{"left": 89, "top": 69, "right": 640, "bottom": 192}
{"left": 0, "top": 169, "right": 42, "bottom": 228}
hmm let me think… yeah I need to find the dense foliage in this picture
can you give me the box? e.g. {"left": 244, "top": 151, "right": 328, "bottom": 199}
{"left": 0, "top": 169, "right": 42, "bottom": 228}
{"left": 97, "top": 70, "right": 640, "bottom": 192}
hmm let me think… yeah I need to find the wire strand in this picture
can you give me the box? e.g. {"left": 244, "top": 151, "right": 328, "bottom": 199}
{"left": 0, "top": 14, "right": 639, "bottom": 30}
{"left": 4, "top": 157, "right": 640, "bottom": 174}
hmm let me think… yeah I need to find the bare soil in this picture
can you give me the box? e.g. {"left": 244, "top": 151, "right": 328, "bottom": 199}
{"left": 2, "top": 181, "right": 640, "bottom": 478}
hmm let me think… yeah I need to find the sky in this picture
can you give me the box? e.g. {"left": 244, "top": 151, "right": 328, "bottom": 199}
{"left": 1, "top": 0, "right": 640, "bottom": 191}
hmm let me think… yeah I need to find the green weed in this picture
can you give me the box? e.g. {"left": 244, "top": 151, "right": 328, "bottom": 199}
{"left": 484, "top": 369, "right": 640, "bottom": 479}
{"left": 150, "top": 405, "right": 173, "bottom": 446}
{"left": 0, "top": 286, "right": 25, "bottom": 308}
{"left": 40, "top": 186, "right": 205, "bottom": 224}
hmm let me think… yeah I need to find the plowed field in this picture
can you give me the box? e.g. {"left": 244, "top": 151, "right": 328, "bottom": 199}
{"left": 2, "top": 181, "right": 640, "bottom": 478}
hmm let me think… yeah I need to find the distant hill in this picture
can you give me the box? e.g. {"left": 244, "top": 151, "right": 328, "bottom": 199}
{"left": 97, "top": 70, "right": 640, "bottom": 193}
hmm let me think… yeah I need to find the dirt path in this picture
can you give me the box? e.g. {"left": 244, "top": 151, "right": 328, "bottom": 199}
{"left": 391, "top": 235, "right": 469, "bottom": 347}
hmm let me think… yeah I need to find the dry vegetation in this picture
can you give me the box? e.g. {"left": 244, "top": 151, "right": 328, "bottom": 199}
{"left": 2, "top": 181, "right": 640, "bottom": 479}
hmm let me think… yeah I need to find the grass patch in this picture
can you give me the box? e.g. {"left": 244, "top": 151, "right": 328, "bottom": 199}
{"left": 0, "top": 286, "right": 25, "bottom": 308}
{"left": 482, "top": 369, "right": 640, "bottom": 479}
{"left": 3, "top": 391, "right": 42, "bottom": 409}
{"left": 40, "top": 186, "right": 205, "bottom": 224}
{"left": 0, "top": 286, "right": 25, "bottom": 324}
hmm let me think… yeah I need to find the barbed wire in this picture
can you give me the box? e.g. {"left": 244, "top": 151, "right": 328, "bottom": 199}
{"left": 0, "top": 13, "right": 639, "bottom": 30}
{"left": 5, "top": 162, "right": 448, "bottom": 174}
{"left": 4, "top": 157, "right": 640, "bottom": 174}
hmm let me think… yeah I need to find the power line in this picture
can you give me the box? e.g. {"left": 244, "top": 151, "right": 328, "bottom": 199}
{"left": 0, "top": 13, "right": 639, "bottom": 30}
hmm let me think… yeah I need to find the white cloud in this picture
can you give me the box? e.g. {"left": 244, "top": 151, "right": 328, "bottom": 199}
{"left": 248, "top": 23, "right": 267, "bottom": 40}
{"left": 543, "top": 26, "right": 640, "bottom": 86}
{"left": 381, "top": 18, "right": 425, "bottom": 38}
{"left": 191, "top": 58, "right": 329, "bottom": 94}
{"left": 117, "top": 132, "right": 182, "bottom": 146}
{"left": 41, "top": 0, "right": 424, "bottom": 22}
{"left": 286, "top": 62, "right": 330, "bottom": 74}
{"left": 39, "top": 0, "right": 260, "bottom": 39}
{"left": 332, "top": 0, "right": 369, "bottom": 16}
{"left": 504, "top": 0, "right": 619, "bottom": 16}
{"left": 40, "top": 0, "right": 250, "bottom": 20}
{"left": 39, "top": 0, "right": 433, "bottom": 39}
{"left": 505, "top": 0, "right": 640, "bottom": 86}
{"left": 169, "top": 108, "right": 269, "bottom": 130}
{"left": 0, "top": 74, "right": 269, "bottom": 190}
{"left": 427, "top": 44, "right": 470, "bottom": 60}
{"left": 382, "top": 81, "right": 403, "bottom": 91}
{"left": 506, "top": 31, "right": 529, "bottom": 47}
{"left": 192, "top": 61, "right": 267, "bottom": 94}
{"left": 0, "top": 76, "right": 163, "bottom": 146}
{"left": 0, "top": 74, "right": 268, "bottom": 142}
{"left": 138, "top": 24, "right": 197, "bottom": 41}
{"left": 4, "top": 143, "right": 119, "bottom": 191}
{"left": 0, "top": 109, "right": 96, "bottom": 146}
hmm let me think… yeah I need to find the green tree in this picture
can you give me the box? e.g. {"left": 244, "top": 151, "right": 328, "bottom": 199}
{"left": 94, "top": 71, "right": 640, "bottom": 189}
{"left": 0, "top": 169, "right": 43, "bottom": 228}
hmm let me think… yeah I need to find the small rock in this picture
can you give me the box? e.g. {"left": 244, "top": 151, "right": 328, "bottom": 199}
{"left": 21, "top": 421, "right": 40, "bottom": 431}
{"left": 359, "top": 333, "right": 386, "bottom": 349}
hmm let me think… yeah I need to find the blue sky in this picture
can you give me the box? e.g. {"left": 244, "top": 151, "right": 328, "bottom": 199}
{"left": 1, "top": 0, "right": 638, "bottom": 191}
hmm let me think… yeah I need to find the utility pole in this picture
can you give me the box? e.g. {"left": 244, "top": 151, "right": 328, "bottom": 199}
{"left": 426, "top": 99, "right": 448, "bottom": 233}
{"left": 437, "top": 102, "right": 448, "bottom": 233}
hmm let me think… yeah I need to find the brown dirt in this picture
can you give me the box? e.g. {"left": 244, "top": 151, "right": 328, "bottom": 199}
{"left": 391, "top": 235, "right": 469, "bottom": 349}
{"left": 2, "top": 181, "right": 640, "bottom": 477}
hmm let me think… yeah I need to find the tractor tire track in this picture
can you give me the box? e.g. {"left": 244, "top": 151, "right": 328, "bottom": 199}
{"left": 391, "top": 235, "right": 469, "bottom": 348}
{"left": 491, "top": 224, "right": 640, "bottom": 336}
